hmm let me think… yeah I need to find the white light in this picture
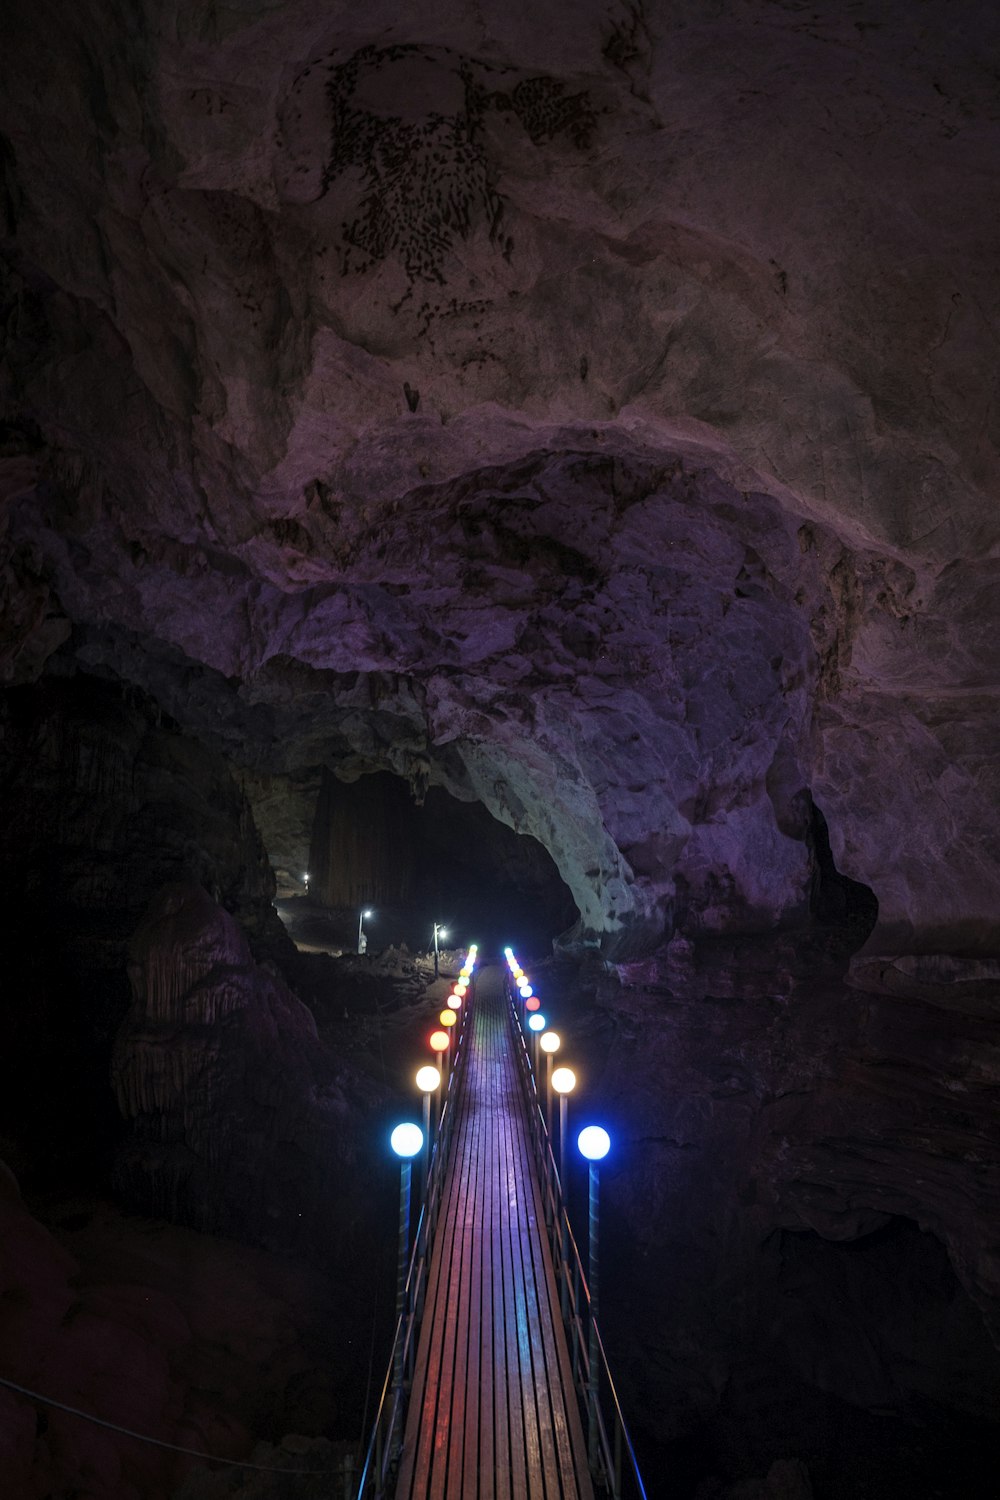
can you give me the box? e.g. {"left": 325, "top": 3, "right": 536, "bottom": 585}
{"left": 363, "top": 909, "right": 373, "bottom": 918}
{"left": 415, "top": 1066, "right": 441, "bottom": 1092}
{"left": 578, "top": 1126, "right": 611, "bottom": 1161}
{"left": 390, "top": 1123, "right": 424, "bottom": 1158}
{"left": 519, "top": 984, "right": 533, "bottom": 998}
{"left": 539, "top": 1031, "right": 560, "bottom": 1054}
{"left": 527, "top": 1013, "right": 546, "bottom": 1033}
{"left": 552, "top": 1067, "right": 577, "bottom": 1094}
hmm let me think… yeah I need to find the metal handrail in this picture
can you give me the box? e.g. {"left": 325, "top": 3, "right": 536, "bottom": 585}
{"left": 505, "top": 976, "right": 648, "bottom": 1500}
{"left": 354, "top": 982, "right": 475, "bottom": 1500}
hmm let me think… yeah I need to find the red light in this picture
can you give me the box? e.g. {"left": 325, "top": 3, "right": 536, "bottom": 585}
{"left": 525, "top": 996, "right": 541, "bottom": 1012}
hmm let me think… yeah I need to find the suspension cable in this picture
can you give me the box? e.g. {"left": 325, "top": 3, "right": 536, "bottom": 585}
{"left": 0, "top": 1375, "right": 342, "bottom": 1476}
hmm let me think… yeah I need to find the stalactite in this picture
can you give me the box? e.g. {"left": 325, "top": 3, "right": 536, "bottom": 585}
{"left": 111, "top": 883, "right": 360, "bottom": 1258}
{"left": 309, "top": 768, "right": 416, "bottom": 907}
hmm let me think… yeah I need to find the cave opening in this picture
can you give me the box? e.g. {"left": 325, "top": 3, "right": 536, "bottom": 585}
{"left": 808, "top": 798, "right": 879, "bottom": 940}
{"left": 288, "top": 766, "right": 579, "bottom": 957}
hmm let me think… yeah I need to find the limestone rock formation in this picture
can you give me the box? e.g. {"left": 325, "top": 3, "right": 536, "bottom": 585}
{"left": 0, "top": 1165, "right": 350, "bottom": 1499}
{"left": 112, "top": 882, "right": 376, "bottom": 1262}
{"left": 0, "top": 0, "right": 997, "bottom": 967}
{"left": 0, "top": 675, "right": 281, "bottom": 1184}
{"left": 1, "top": 1, "right": 999, "bottom": 1492}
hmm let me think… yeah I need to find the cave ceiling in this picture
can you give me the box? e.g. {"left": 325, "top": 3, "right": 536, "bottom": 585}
{"left": 1, "top": 0, "right": 998, "bottom": 959}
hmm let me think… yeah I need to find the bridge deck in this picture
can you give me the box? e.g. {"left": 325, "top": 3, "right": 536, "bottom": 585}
{"left": 396, "top": 966, "right": 593, "bottom": 1500}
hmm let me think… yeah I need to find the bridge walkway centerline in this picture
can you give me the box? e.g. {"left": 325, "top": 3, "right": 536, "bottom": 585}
{"left": 395, "top": 963, "right": 594, "bottom": 1500}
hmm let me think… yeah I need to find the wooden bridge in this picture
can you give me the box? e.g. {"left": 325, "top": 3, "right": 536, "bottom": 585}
{"left": 358, "top": 960, "right": 646, "bottom": 1500}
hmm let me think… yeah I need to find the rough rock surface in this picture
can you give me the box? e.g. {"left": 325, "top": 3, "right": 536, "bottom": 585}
{"left": 1, "top": 3, "right": 999, "bottom": 1493}
{"left": 0, "top": 1169, "right": 352, "bottom": 1499}
{"left": 0, "top": 675, "right": 280, "bottom": 1183}
{"left": 112, "top": 882, "right": 379, "bottom": 1264}
{"left": 544, "top": 941, "right": 1000, "bottom": 1493}
{"left": 0, "top": 0, "right": 998, "bottom": 966}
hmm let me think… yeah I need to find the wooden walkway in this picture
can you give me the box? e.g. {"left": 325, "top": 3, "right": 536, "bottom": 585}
{"left": 396, "top": 966, "right": 593, "bottom": 1500}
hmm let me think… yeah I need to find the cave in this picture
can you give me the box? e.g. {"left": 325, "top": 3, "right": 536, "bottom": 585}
{"left": 1, "top": 1, "right": 999, "bottom": 1497}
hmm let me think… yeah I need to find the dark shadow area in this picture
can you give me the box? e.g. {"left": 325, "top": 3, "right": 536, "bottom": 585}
{"left": 305, "top": 769, "right": 579, "bottom": 954}
{"left": 651, "top": 1218, "right": 1000, "bottom": 1499}
{"left": 809, "top": 797, "right": 879, "bottom": 939}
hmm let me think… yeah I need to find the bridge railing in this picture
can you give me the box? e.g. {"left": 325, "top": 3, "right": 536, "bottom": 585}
{"left": 506, "top": 977, "right": 649, "bottom": 1500}
{"left": 354, "top": 981, "right": 475, "bottom": 1500}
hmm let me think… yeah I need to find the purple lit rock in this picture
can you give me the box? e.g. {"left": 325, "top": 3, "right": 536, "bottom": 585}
{"left": 0, "top": 0, "right": 997, "bottom": 963}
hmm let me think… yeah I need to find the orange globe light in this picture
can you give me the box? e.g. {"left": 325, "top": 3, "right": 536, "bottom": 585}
{"left": 439, "top": 1008, "right": 458, "bottom": 1028}
{"left": 525, "top": 996, "right": 541, "bottom": 1012}
{"left": 429, "top": 1030, "right": 449, "bottom": 1052}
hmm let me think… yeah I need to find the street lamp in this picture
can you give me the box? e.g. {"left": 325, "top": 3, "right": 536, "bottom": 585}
{"left": 415, "top": 1066, "right": 441, "bottom": 1201}
{"left": 578, "top": 1125, "right": 611, "bottom": 1464}
{"left": 429, "top": 1028, "right": 450, "bottom": 1090}
{"left": 551, "top": 1066, "right": 577, "bottom": 1197}
{"left": 527, "top": 1010, "right": 546, "bottom": 1075}
{"left": 389, "top": 1122, "right": 424, "bottom": 1404}
{"left": 539, "top": 1030, "right": 561, "bottom": 1135}
{"left": 433, "top": 921, "right": 447, "bottom": 977}
{"left": 358, "top": 908, "right": 373, "bottom": 954}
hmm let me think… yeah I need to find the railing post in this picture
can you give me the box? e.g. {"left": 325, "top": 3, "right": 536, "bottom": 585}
{"left": 392, "top": 1159, "right": 412, "bottom": 1453}
{"left": 588, "top": 1159, "right": 600, "bottom": 1472}
{"left": 560, "top": 1094, "right": 570, "bottom": 1321}
{"left": 374, "top": 1423, "right": 383, "bottom": 1500}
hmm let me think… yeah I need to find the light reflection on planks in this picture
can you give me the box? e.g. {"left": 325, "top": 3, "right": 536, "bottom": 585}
{"left": 396, "top": 967, "right": 593, "bottom": 1500}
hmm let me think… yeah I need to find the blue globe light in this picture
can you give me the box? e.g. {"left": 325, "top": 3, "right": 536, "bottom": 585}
{"left": 527, "top": 1013, "right": 546, "bottom": 1032}
{"left": 390, "top": 1122, "right": 424, "bottom": 1158}
{"left": 577, "top": 1126, "right": 611, "bottom": 1161}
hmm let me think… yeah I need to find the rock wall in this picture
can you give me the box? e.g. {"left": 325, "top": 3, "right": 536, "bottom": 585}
{"left": 0, "top": 674, "right": 280, "bottom": 1184}
{"left": 558, "top": 943, "right": 1000, "bottom": 1488}
{"left": 0, "top": 0, "right": 997, "bottom": 967}
{"left": 112, "top": 882, "right": 379, "bottom": 1264}
{"left": 0, "top": 1165, "right": 353, "bottom": 1498}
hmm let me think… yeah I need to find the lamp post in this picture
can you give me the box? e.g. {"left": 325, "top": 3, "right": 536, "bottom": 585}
{"left": 415, "top": 1066, "right": 442, "bottom": 1202}
{"left": 551, "top": 1067, "right": 577, "bottom": 1318}
{"left": 551, "top": 1067, "right": 576, "bottom": 1199}
{"left": 433, "top": 921, "right": 447, "bottom": 977}
{"left": 389, "top": 1122, "right": 424, "bottom": 1410}
{"left": 527, "top": 1011, "right": 546, "bottom": 1077}
{"left": 358, "top": 907, "right": 373, "bottom": 955}
{"left": 539, "top": 1031, "right": 561, "bottom": 1136}
{"left": 578, "top": 1125, "right": 611, "bottom": 1466}
{"left": 429, "top": 1028, "right": 450, "bottom": 1091}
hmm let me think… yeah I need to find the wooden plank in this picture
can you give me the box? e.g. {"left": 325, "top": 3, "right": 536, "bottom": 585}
{"left": 397, "top": 966, "right": 594, "bottom": 1500}
{"left": 470, "top": 1044, "right": 491, "bottom": 1500}
{"left": 427, "top": 1054, "right": 482, "bottom": 1498}
{"left": 490, "top": 1030, "right": 514, "bottom": 1500}
{"left": 511, "top": 1124, "right": 564, "bottom": 1500}
{"left": 400, "top": 1078, "right": 471, "bottom": 1495}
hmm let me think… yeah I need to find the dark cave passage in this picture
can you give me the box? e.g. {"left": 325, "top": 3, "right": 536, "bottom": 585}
{"left": 809, "top": 798, "right": 879, "bottom": 939}
{"left": 302, "top": 767, "right": 579, "bottom": 955}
